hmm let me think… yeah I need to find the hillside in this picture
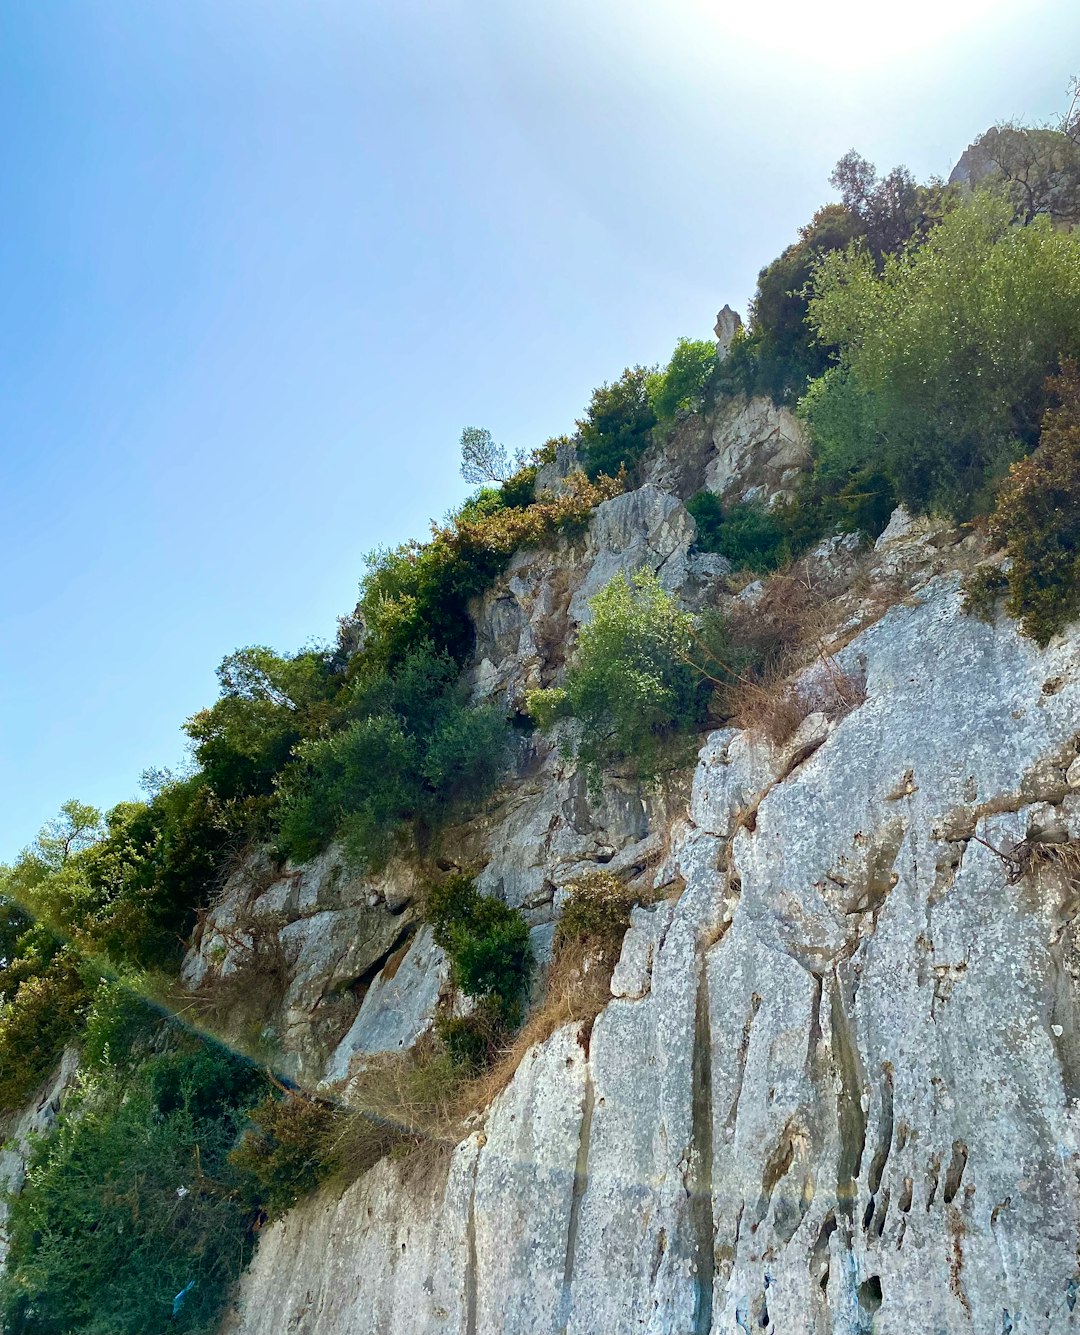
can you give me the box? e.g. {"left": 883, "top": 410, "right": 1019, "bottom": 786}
{"left": 3, "top": 100, "right": 1080, "bottom": 1335}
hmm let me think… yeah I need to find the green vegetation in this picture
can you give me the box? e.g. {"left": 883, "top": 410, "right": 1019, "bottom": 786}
{"left": 983, "top": 360, "right": 1080, "bottom": 644}
{"left": 0, "top": 1042, "right": 267, "bottom": 1335}
{"left": 527, "top": 570, "right": 739, "bottom": 783}
{"left": 647, "top": 338, "right": 717, "bottom": 423}
{"left": 425, "top": 873, "right": 532, "bottom": 1027}
{"left": 228, "top": 1087, "right": 347, "bottom": 1218}
{"left": 7, "top": 88, "right": 1080, "bottom": 1335}
{"left": 274, "top": 645, "right": 509, "bottom": 869}
{"left": 553, "top": 870, "right": 637, "bottom": 961}
{"left": 805, "top": 191, "right": 1080, "bottom": 516}
{"left": 577, "top": 366, "right": 657, "bottom": 479}
{"left": 686, "top": 492, "right": 793, "bottom": 571}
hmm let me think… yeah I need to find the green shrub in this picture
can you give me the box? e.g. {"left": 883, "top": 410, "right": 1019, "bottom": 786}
{"left": 0, "top": 1043, "right": 266, "bottom": 1335}
{"left": 686, "top": 495, "right": 791, "bottom": 572}
{"left": 229, "top": 1089, "right": 347, "bottom": 1218}
{"left": 717, "top": 204, "right": 862, "bottom": 404}
{"left": 527, "top": 570, "right": 737, "bottom": 783}
{"left": 807, "top": 191, "right": 1080, "bottom": 516}
{"left": 647, "top": 338, "right": 717, "bottom": 422}
{"left": 425, "top": 874, "right": 532, "bottom": 1025}
{"left": 184, "top": 646, "right": 342, "bottom": 805}
{"left": 984, "top": 360, "right": 1080, "bottom": 644}
{"left": 960, "top": 563, "right": 1009, "bottom": 623}
{"left": 576, "top": 366, "right": 657, "bottom": 479}
{"left": 274, "top": 647, "right": 509, "bottom": 868}
{"left": 0, "top": 950, "right": 87, "bottom": 1113}
{"left": 354, "top": 472, "right": 624, "bottom": 670}
{"left": 554, "top": 870, "right": 636, "bottom": 961}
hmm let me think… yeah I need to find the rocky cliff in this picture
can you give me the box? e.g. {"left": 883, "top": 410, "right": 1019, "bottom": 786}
{"left": 154, "top": 400, "right": 1080, "bottom": 1334}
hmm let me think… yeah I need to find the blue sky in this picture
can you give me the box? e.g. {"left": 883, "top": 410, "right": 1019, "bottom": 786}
{"left": 2, "top": 0, "right": 1078, "bottom": 859}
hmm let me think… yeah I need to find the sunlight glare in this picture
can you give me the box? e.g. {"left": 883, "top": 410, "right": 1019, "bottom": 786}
{"left": 690, "top": 0, "right": 1016, "bottom": 69}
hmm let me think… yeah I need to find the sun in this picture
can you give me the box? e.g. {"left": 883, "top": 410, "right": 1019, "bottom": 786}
{"left": 688, "top": 0, "right": 1017, "bottom": 70}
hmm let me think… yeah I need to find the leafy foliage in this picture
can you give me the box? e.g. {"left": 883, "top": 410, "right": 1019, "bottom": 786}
{"left": 553, "top": 871, "right": 636, "bottom": 960}
{"left": 717, "top": 204, "right": 861, "bottom": 403}
{"left": 647, "top": 339, "right": 716, "bottom": 423}
{"left": 969, "top": 123, "right": 1080, "bottom": 225}
{"left": 0, "top": 1044, "right": 267, "bottom": 1335}
{"left": 459, "top": 427, "right": 528, "bottom": 486}
{"left": 807, "top": 191, "right": 1080, "bottom": 515}
{"left": 184, "top": 647, "right": 341, "bottom": 807}
{"left": 353, "top": 471, "right": 623, "bottom": 670}
{"left": 985, "top": 360, "right": 1080, "bottom": 644}
{"left": 229, "top": 1089, "right": 346, "bottom": 1218}
{"left": 527, "top": 570, "right": 736, "bottom": 782}
{"left": 275, "top": 646, "right": 509, "bottom": 869}
{"left": 425, "top": 874, "right": 532, "bottom": 1025}
{"left": 576, "top": 366, "right": 657, "bottom": 479}
{"left": 686, "top": 493, "right": 792, "bottom": 572}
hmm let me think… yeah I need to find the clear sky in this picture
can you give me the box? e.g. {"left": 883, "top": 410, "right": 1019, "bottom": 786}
{"left": 2, "top": 0, "right": 1078, "bottom": 859}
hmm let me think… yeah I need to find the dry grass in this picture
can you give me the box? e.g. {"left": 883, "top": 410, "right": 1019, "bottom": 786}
{"left": 722, "top": 557, "right": 892, "bottom": 746}
{"left": 319, "top": 877, "right": 640, "bottom": 1187}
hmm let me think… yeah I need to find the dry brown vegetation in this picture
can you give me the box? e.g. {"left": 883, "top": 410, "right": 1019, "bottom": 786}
{"left": 723, "top": 559, "right": 877, "bottom": 746}
{"left": 295, "top": 871, "right": 649, "bottom": 1193}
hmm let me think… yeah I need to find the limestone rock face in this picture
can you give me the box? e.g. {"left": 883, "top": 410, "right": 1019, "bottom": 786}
{"left": 180, "top": 846, "right": 418, "bottom": 1083}
{"left": 703, "top": 395, "right": 811, "bottom": 507}
{"left": 222, "top": 575, "right": 1080, "bottom": 1335}
{"left": 714, "top": 304, "right": 743, "bottom": 360}
{"left": 468, "top": 484, "right": 704, "bottom": 710}
{"left": 643, "top": 394, "right": 811, "bottom": 508}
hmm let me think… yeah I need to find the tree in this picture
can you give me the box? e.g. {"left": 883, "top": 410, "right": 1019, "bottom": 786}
{"left": 576, "top": 367, "right": 657, "bottom": 479}
{"left": 829, "top": 151, "right": 951, "bottom": 262}
{"left": 806, "top": 191, "right": 1080, "bottom": 515}
{"left": 34, "top": 800, "right": 103, "bottom": 871}
{"left": 969, "top": 123, "right": 1080, "bottom": 225}
{"left": 527, "top": 570, "right": 734, "bottom": 783}
{"left": 985, "top": 360, "right": 1080, "bottom": 645}
{"left": 459, "top": 427, "right": 523, "bottom": 485}
{"left": 647, "top": 338, "right": 717, "bottom": 422}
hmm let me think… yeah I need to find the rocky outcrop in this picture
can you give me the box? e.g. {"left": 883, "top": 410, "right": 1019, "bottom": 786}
{"left": 180, "top": 847, "right": 420, "bottom": 1083}
{"left": 643, "top": 394, "right": 810, "bottom": 509}
{"left": 468, "top": 484, "right": 721, "bottom": 710}
{"left": 221, "top": 567, "right": 1080, "bottom": 1334}
{"left": 714, "top": 305, "right": 743, "bottom": 360}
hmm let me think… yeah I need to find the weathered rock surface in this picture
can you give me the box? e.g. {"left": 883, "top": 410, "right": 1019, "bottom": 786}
{"left": 714, "top": 305, "right": 743, "bottom": 360}
{"left": 180, "top": 847, "right": 417, "bottom": 1082}
{"left": 222, "top": 574, "right": 1080, "bottom": 1335}
{"left": 643, "top": 394, "right": 811, "bottom": 509}
{"left": 468, "top": 484, "right": 705, "bottom": 710}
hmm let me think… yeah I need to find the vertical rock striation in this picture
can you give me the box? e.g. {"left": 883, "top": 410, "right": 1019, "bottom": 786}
{"left": 223, "top": 576, "right": 1080, "bottom": 1333}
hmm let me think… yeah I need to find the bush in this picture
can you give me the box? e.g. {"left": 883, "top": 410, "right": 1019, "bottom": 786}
{"left": 354, "top": 471, "right": 624, "bottom": 670}
{"left": 0, "top": 950, "right": 87, "bottom": 1113}
{"left": 274, "top": 646, "right": 509, "bottom": 868}
{"left": 647, "top": 338, "right": 717, "bottom": 422}
{"left": 717, "top": 204, "right": 862, "bottom": 404}
{"left": 576, "top": 367, "right": 657, "bottom": 479}
{"left": 184, "top": 646, "right": 342, "bottom": 805}
{"left": 0, "top": 1044, "right": 267, "bottom": 1335}
{"left": 985, "top": 360, "right": 1080, "bottom": 644}
{"left": 554, "top": 871, "right": 636, "bottom": 962}
{"left": 229, "top": 1089, "right": 347, "bottom": 1218}
{"left": 425, "top": 874, "right": 532, "bottom": 1025}
{"left": 527, "top": 570, "right": 737, "bottom": 783}
{"left": 807, "top": 191, "right": 1080, "bottom": 516}
{"left": 686, "top": 494, "right": 791, "bottom": 571}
